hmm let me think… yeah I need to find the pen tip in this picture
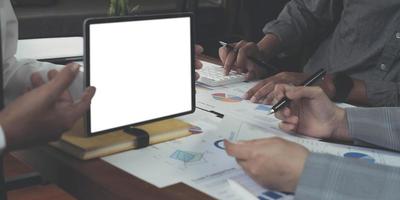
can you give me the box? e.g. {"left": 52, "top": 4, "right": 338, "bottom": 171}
{"left": 268, "top": 110, "right": 275, "bottom": 115}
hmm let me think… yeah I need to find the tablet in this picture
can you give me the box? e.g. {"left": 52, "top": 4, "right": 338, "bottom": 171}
{"left": 84, "top": 13, "right": 195, "bottom": 136}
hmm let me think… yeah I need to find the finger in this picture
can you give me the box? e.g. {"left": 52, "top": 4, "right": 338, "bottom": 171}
{"left": 263, "top": 92, "right": 275, "bottom": 105}
{"left": 219, "top": 47, "right": 229, "bottom": 64}
{"left": 30, "top": 72, "right": 45, "bottom": 88}
{"left": 272, "top": 84, "right": 287, "bottom": 104}
{"left": 250, "top": 82, "right": 274, "bottom": 103}
{"left": 243, "top": 79, "right": 268, "bottom": 99}
{"left": 283, "top": 115, "right": 298, "bottom": 124}
{"left": 49, "top": 69, "right": 74, "bottom": 102}
{"left": 47, "top": 69, "right": 59, "bottom": 81}
{"left": 224, "top": 140, "right": 252, "bottom": 160}
{"left": 195, "top": 59, "right": 203, "bottom": 70}
{"left": 59, "top": 89, "right": 74, "bottom": 102}
{"left": 282, "top": 107, "right": 291, "bottom": 117}
{"left": 195, "top": 72, "right": 200, "bottom": 81}
{"left": 236, "top": 42, "right": 255, "bottom": 73}
{"left": 274, "top": 107, "right": 290, "bottom": 120}
{"left": 69, "top": 86, "right": 96, "bottom": 119}
{"left": 46, "top": 63, "right": 81, "bottom": 101}
{"left": 285, "top": 85, "right": 325, "bottom": 101}
{"left": 195, "top": 45, "right": 204, "bottom": 55}
{"left": 224, "top": 41, "right": 246, "bottom": 75}
{"left": 279, "top": 122, "right": 297, "bottom": 133}
{"left": 223, "top": 50, "right": 236, "bottom": 75}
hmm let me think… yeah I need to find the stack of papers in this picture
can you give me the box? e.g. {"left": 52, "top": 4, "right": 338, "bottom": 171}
{"left": 102, "top": 79, "right": 400, "bottom": 200}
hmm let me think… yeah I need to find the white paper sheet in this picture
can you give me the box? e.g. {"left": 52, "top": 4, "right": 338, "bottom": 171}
{"left": 196, "top": 81, "right": 280, "bottom": 129}
{"left": 220, "top": 116, "right": 400, "bottom": 168}
{"left": 103, "top": 81, "right": 400, "bottom": 199}
{"left": 102, "top": 109, "right": 237, "bottom": 187}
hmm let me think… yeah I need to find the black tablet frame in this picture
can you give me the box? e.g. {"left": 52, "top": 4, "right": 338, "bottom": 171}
{"left": 83, "top": 13, "right": 196, "bottom": 136}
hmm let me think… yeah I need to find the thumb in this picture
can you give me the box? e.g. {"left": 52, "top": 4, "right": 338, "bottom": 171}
{"left": 46, "top": 63, "right": 81, "bottom": 101}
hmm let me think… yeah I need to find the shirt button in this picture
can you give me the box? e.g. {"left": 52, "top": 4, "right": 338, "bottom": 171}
{"left": 380, "top": 63, "right": 387, "bottom": 71}
{"left": 396, "top": 32, "right": 400, "bottom": 39}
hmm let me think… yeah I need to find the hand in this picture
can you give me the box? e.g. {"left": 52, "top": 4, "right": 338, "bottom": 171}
{"left": 219, "top": 40, "right": 269, "bottom": 80}
{"left": 244, "top": 72, "right": 336, "bottom": 105}
{"left": 273, "top": 84, "right": 350, "bottom": 141}
{"left": 225, "top": 138, "right": 309, "bottom": 193}
{"left": 195, "top": 45, "right": 204, "bottom": 80}
{"left": 0, "top": 63, "right": 96, "bottom": 150}
{"left": 244, "top": 72, "right": 308, "bottom": 104}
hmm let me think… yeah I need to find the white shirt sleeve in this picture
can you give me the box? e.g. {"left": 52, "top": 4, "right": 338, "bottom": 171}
{"left": 1, "top": 0, "right": 83, "bottom": 104}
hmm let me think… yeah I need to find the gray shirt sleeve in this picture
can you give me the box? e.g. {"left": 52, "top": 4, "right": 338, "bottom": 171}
{"left": 295, "top": 153, "right": 400, "bottom": 200}
{"left": 346, "top": 107, "right": 400, "bottom": 151}
{"left": 262, "top": 0, "right": 342, "bottom": 50}
{"left": 296, "top": 107, "right": 400, "bottom": 199}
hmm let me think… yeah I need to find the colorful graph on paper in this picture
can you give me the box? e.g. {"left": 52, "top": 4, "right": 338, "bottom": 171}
{"left": 170, "top": 150, "right": 204, "bottom": 164}
{"left": 343, "top": 152, "right": 375, "bottom": 163}
{"left": 212, "top": 93, "right": 243, "bottom": 103}
{"left": 255, "top": 104, "right": 272, "bottom": 112}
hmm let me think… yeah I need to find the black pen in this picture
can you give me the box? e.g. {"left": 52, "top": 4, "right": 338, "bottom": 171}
{"left": 269, "top": 68, "right": 327, "bottom": 115}
{"left": 218, "top": 41, "right": 278, "bottom": 72}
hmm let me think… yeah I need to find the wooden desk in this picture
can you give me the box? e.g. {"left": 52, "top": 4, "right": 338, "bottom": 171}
{"left": 4, "top": 153, "right": 75, "bottom": 200}
{"left": 12, "top": 147, "right": 211, "bottom": 200}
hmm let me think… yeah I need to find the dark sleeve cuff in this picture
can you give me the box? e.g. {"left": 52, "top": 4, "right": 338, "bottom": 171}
{"left": 295, "top": 153, "right": 400, "bottom": 199}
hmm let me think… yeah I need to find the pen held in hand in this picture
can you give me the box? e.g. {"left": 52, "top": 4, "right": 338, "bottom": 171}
{"left": 218, "top": 41, "right": 278, "bottom": 73}
{"left": 269, "top": 68, "right": 327, "bottom": 115}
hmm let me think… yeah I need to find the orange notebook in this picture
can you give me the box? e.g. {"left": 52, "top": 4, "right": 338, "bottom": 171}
{"left": 50, "top": 119, "right": 192, "bottom": 160}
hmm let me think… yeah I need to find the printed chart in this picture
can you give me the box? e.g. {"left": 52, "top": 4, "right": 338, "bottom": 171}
{"left": 229, "top": 172, "right": 293, "bottom": 200}
{"left": 214, "top": 139, "right": 225, "bottom": 150}
{"left": 170, "top": 150, "right": 205, "bottom": 166}
{"left": 255, "top": 104, "right": 272, "bottom": 112}
{"left": 212, "top": 93, "right": 243, "bottom": 103}
{"left": 343, "top": 152, "right": 375, "bottom": 163}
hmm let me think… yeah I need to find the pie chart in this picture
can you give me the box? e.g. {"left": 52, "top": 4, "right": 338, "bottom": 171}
{"left": 343, "top": 152, "right": 375, "bottom": 163}
{"left": 212, "top": 93, "right": 242, "bottom": 103}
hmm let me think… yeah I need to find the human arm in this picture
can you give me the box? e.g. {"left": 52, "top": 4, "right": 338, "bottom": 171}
{"left": 273, "top": 84, "right": 400, "bottom": 151}
{"left": 296, "top": 153, "right": 400, "bottom": 200}
{"left": 244, "top": 69, "right": 370, "bottom": 106}
{"left": 1, "top": 0, "right": 83, "bottom": 104}
{"left": 219, "top": 0, "right": 342, "bottom": 78}
{"left": 225, "top": 139, "right": 400, "bottom": 198}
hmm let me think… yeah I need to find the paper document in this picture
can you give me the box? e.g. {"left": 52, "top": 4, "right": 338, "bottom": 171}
{"left": 196, "top": 81, "right": 280, "bottom": 129}
{"left": 228, "top": 173, "right": 294, "bottom": 200}
{"left": 103, "top": 80, "right": 400, "bottom": 199}
{"left": 102, "top": 109, "right": 236, "bottom": 187}
{"left": 184, "top": 167, "right": 294, "bottom": 200}
{"left": 221, "top": 116, "right": 400, "bottom": 168}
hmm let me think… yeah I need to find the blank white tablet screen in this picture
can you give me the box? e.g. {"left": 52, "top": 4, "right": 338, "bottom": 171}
{"left": 88, "top": 17, "right": 192, "bottom": 134}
